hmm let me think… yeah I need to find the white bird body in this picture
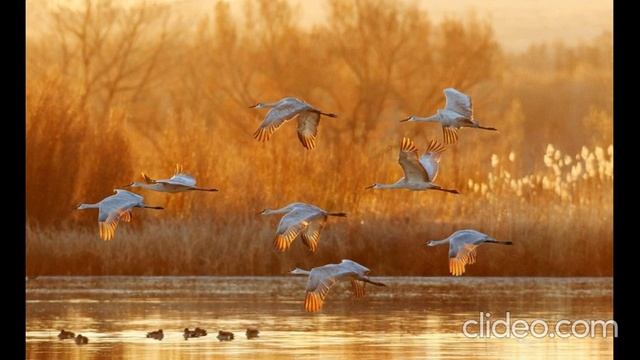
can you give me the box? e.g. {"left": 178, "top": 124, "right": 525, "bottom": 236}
{"left": 76, "top": 189, "right": 164, "bottom": 241}
{"left": 366, "top": 137, "right": 459, "bottom": 194}
{"left": 400, "top": 88, "right": 497, "bottom": 144}
{"left": 250, "top": 97, "right": 337, "bottom": 150}
{"left": 259, "top": 202, "right": 346, "bottom": 253}
{"left": 290, "top": 259, "right": 386, "bottom": 312}
{"left": 427, "top": 229, "right": 513, "bottom": 276}
{"left": 125, "top": 165, "right": 218, "bottom": 193}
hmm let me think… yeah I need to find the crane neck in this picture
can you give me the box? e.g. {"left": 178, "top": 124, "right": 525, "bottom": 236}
{"left": 430, "top": 239, "right": 450, "bottom": 246}
{"left": 264, "top": 101, "right": 281, "bottom": 108}
{"left": 376, "top": 183, "right": 401, "bottom": 189}
{"left": 374, "top": 179, "right": 407, "bottom": 189}
{"left": 412, "top": 114, "right": 441, "bottom": 123}
{"left": 77, "top": 203, "right": 100, "bottom": 210}
{"left": 290, "top": 268, "right": 311, "bottom": 276}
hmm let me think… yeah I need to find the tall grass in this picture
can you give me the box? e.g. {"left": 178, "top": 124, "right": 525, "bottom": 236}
{"left": 26, "top": 0, "right": 612, "bottom": 276}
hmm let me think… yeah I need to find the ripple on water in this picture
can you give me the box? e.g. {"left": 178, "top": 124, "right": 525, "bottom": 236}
{"left": 27, "top": 276, "right": 612, "bottom": 360}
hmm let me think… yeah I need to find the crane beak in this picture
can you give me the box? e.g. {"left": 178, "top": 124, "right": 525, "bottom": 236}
{"left": 399, "top": 116, "right": 411, "bottom": 122}
{"left": 256, "top": 209, "right": 266, "bottom": 215}
{"left": 248, "top": 104, "right": 258, "bottom": 108}
{"left": 123, "top": 182, "right": 133, "bottom": 188}
{"left": 364, "top": 184, "right": 375, "bottom": 189}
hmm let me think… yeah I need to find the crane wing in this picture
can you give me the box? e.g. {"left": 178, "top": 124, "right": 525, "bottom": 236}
{"left": 448, "top": 234, "right": 482, "bottom": 276}
{"left": 304, "top": 263, "right": 357, "bottom": 312}
{"left": 442, "top": 126, "right": 459, "bottom": 145}
{"left": 98, "top": 210, "right": 128, "bottom": 241}
{"left": 141, "top": 173, "right": 157, "bottom": 184}
{"left": 339, "top": 259, "right": 371, "bottom": 274}
{"left": 97, "top": 192, "right": 139, "bottom": 241}
{"left": 296, "top": 111, "right": 320, "bottom": 150}
{"left": 418, "top": 139, "right": 446, "bottom": 182}
{"left": 120, "top": 210, "right": 132, "bottom": 222}
{"left": 273, "top": 208, "right": 323, "bottom": 252}
{"left": 113, "top": 189, "right": 144, "bottom": 202}
{"left": 149, "top": 165, "right": 196, "bottom": 186}
{"left": 443, "top": 88, "right": 473, "bottom": 118}
{"left": 300, "top": 216, "right": 327, "bottom": 253}
{"left": 351, "top": 280, "right": 366, "bottom": 298}
{"left": 398, "top": 137, "right": 430, "bottom": 183}
{"left": 162, "top": 173, "right": 197, "bottom": 187}
{"left": 254, "top": 99, "right": 310, "bottom": 142}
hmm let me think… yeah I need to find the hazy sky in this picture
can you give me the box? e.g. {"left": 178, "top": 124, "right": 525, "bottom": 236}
{"left": 287, "top": 0, "right": 613, "bottom": 51}
{"left": 28, "top": 0, "right": 612, "bottom": 52}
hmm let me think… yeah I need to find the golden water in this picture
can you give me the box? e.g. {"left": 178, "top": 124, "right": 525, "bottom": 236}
{"left": 26, "top": 277, "right": 613, "bottom": 359}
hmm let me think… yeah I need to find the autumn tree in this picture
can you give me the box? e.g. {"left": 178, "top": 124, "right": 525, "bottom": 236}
{"left": 51, "top": 0, "right": 173, "bottom": 121}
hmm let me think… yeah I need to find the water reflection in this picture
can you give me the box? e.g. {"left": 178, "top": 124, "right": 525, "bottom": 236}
{"left": 27, "top": 277, "right": 612, "bottom": 359}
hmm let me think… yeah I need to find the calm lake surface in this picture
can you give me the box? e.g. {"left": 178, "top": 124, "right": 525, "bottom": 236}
{"left": 26, "top": 277, "right": 613, "bottom": 359}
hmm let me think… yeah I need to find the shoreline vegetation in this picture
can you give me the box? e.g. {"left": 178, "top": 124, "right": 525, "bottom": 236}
{"left": 26, "top": 0, "right": 612, "bottom": 276}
